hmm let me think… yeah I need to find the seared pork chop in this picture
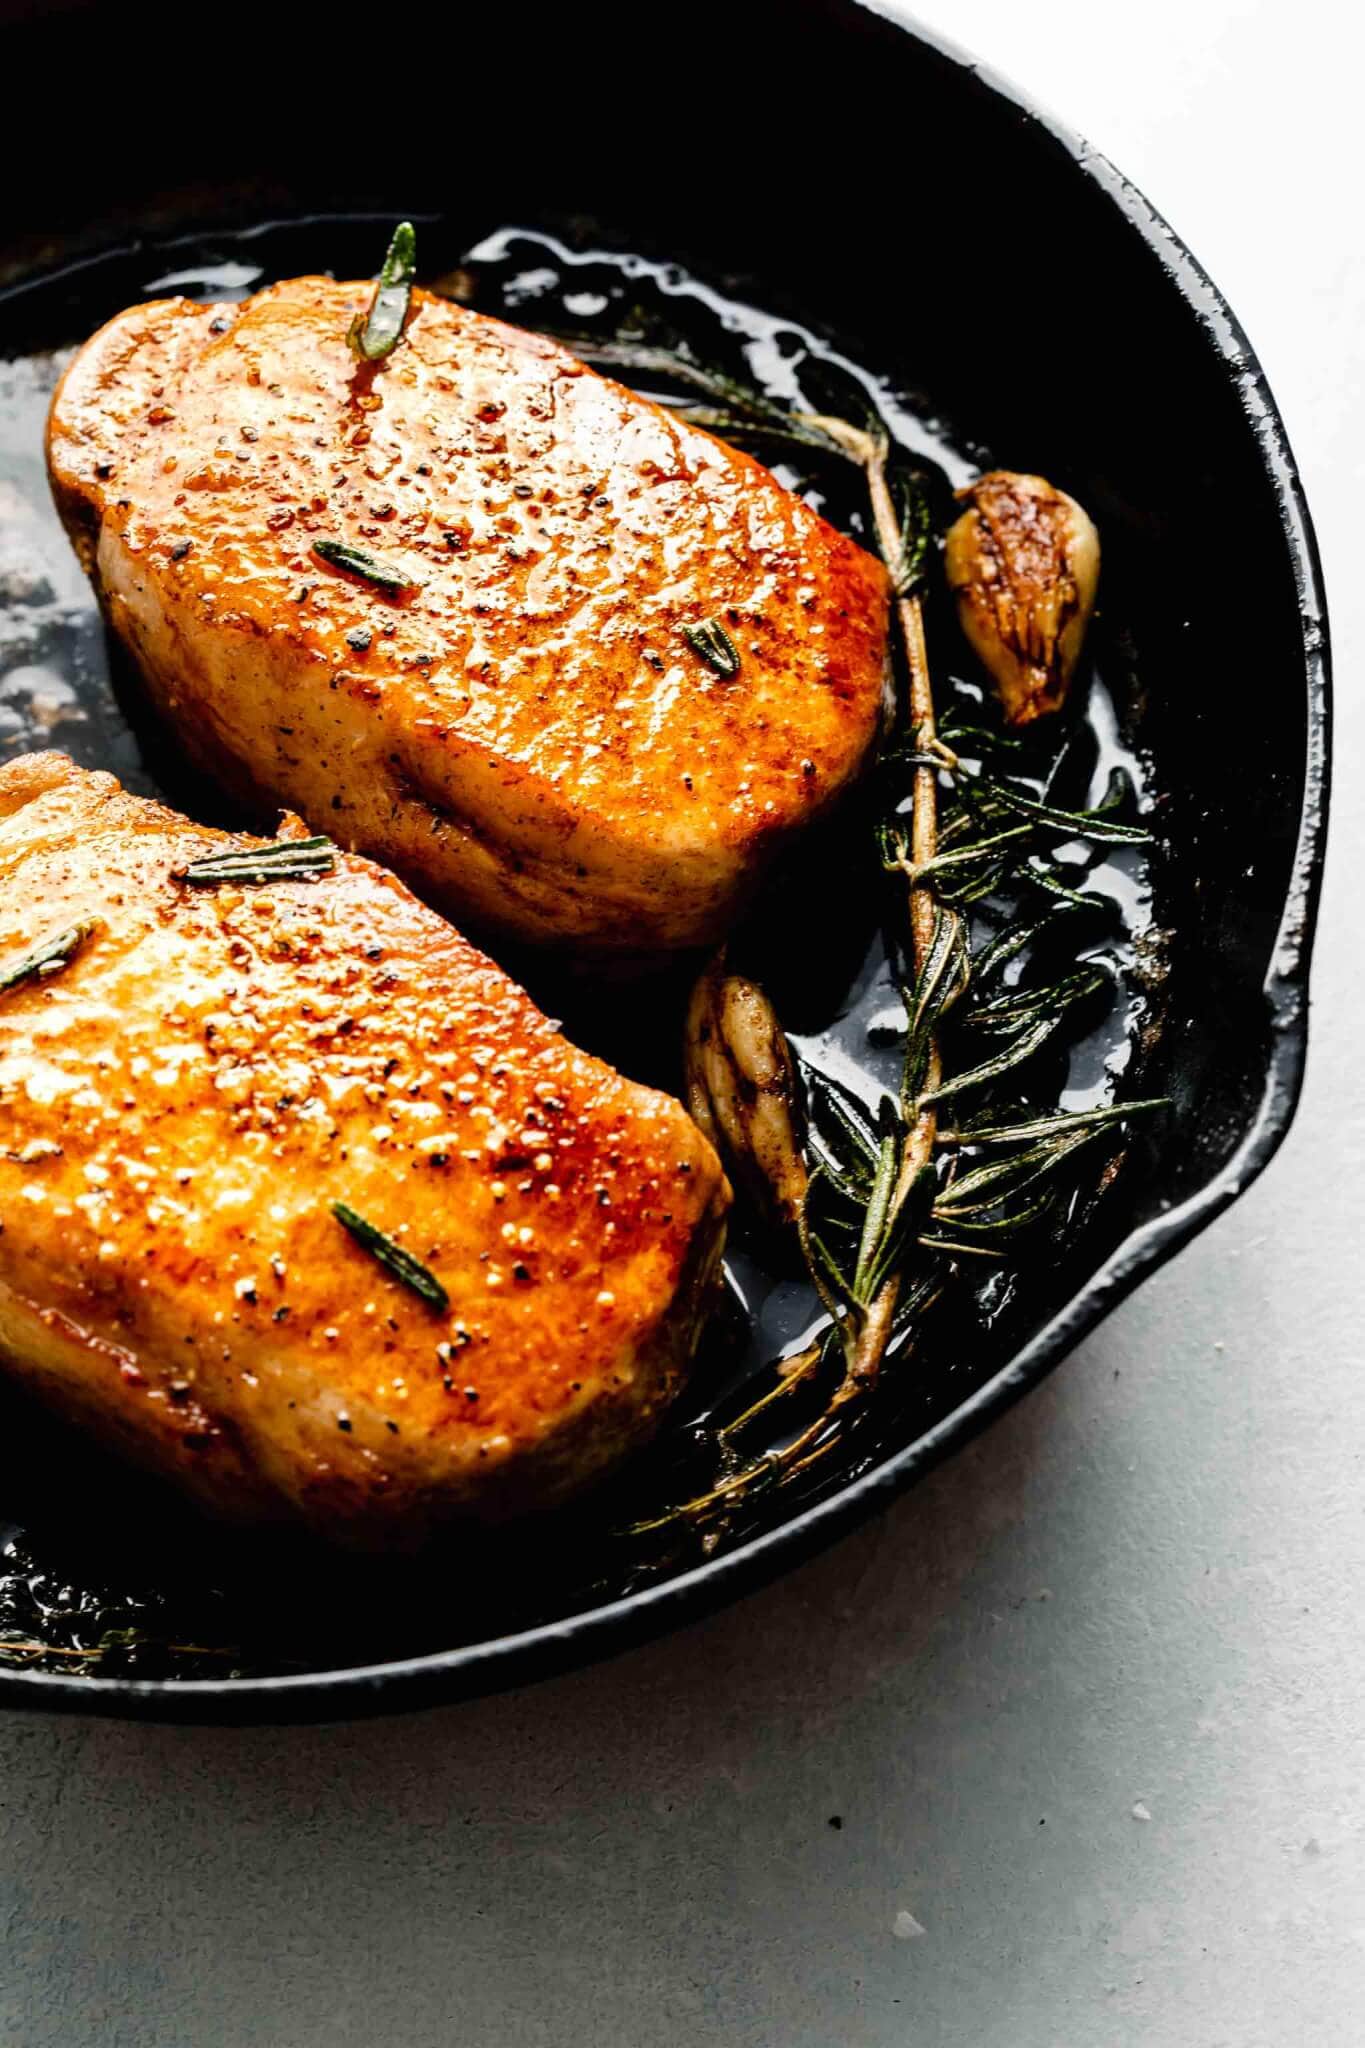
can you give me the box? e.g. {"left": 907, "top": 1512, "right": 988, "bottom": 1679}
{"left": 0, "top": 754, "right": 727, "bottom": 1543}
{"left": 46, "top": 279, "right": 889, "bottom": 955}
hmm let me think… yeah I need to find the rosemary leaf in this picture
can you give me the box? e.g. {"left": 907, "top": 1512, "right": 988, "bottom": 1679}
{"left": 967, "top": 965, "right": 1109, "bottom": 1036}
{"left": 928, "top": 1189, "right": 1056, "bottom": 1238}
{"left": 891, "top": 469, "right": 934, "bottom": 597}
{"left": 971, "top": 906, "right": 1090, "bottom": 987}
{"left": 919, "top": 1001, "right": 1088, "bottom": 1108}
{"left": 934, "top": 1135, "right": 1099, "bottom": 1214}
{"left": 934, "top": 860, "right": 1016, "bottom": 909}
{"left": 901, "top": 906, "right": 969, "bottom": 1104}
{"left": 683, "top": 618, "right": 741, "bottom": 678}
{"left": 852, "top": 1117, "right": 902, "bottom": 1303}
{"left": 0, "top": 919, "right": 97, "bottom": 999}
{"left": 808, "top": 1073, "right": 882, "bottom": 1171}
{"left": 900, "top": 822, "right": 1033, "bottom": 882}
{"left": 312, "top": 540, "right": 419, "bottom": 593}
{"left": 177, "top": 836, "right": 336, "bottom": 887}
{"left": 981, "top": 777, "right": 1150, "bottom": 845}
{"left": 916, "top": 1233, "right": 1007, "bottom": 1260}
{"left": 943, "top": 1099, "right": 1169, "bottom": 1149}
{"left": 348, "top": 221, "right": 417, "bottom": 363}
{"left": 799, "top": 1198, "right": 859, "bottom": 1323}
{"left": 805, "top": 1126, "right": 874, "bottom": 1206}
{"left": 557, "top": 337, "right": 852, "bottom": 459}
{"left": 805, "top": 1075, "right": 881, "bottom": 1202}
{"left": 1023, "top": 858, "right": 1100, "bottom": 908}
{"left": 332, "top": 1202, "right": 449, "bottom": 1313}
{"left": 860, "top": 1164, "right": 935, "bottom": 1305}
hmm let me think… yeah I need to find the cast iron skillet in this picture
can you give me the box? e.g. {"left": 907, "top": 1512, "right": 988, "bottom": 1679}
{"left": 0, "top": 0, "right": 1329, "bottom": 1719}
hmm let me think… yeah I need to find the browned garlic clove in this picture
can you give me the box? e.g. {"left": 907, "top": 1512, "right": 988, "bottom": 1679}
{"left": 684, "top": 957, "right": 808, "bottom": 1228}
{"left": 944, "top": 470, "right": 1100, "bottom": 725}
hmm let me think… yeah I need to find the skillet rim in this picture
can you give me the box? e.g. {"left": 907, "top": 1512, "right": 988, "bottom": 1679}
{"left": 0, "top": 3, "right": 1331, "bottom": 1722}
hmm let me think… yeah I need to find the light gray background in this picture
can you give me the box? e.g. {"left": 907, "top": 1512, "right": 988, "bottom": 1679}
{"left": 3, "top": 3, "right": 1361, "bottom": 2042}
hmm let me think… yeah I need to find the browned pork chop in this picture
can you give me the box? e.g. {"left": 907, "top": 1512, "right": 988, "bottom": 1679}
{"left": 0, "top": 754, "right": 727, "bottom": 1543}
{"left": 46, "top": 279, "right": 890, "bottom": 954}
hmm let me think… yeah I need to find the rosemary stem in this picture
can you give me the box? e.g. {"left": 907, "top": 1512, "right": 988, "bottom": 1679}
{"left": 717, "top": 1338, "right": 823, "bottom": 1444}
{"left": 652, "top": 408, "right": 951, "bottom": 1536}
{"left": 846, "top": 438, "right": 942, "bottom": 1385}
{"left": 628, "top": 1361, "right": 853, "bottom": 1537}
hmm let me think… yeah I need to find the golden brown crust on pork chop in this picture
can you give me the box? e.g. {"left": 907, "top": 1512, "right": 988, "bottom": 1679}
{"left": 0, "top": 753, "right": 727, "bottom": 1543}
{"left": 47, "top": 280, "right": 889, "bottom": 954}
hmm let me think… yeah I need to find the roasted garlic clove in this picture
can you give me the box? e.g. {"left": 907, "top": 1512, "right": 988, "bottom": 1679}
{"left": 685, "top": 958, "right": 808, "bottom": 1228}
{"left": 944, "top": 470, "right": 1100, "bottom": 725}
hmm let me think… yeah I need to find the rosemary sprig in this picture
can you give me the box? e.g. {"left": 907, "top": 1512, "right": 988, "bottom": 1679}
{"left": 348, "top": 221, "right": 417, "bottom": 363}
{"left": 618, "top": 340, "right": 1165, "bottom": 1544}
{"left": 795, "top": 408, "right": 945, "bottom": 1387}
{"left": 683, "top": 618, "right": 741, "bottom": 678}
{"left": 663, "top": 398, "right": 950, "bottom": 1528}
{"left": 0, "top": 919, "right": 97, "bottom": 999}
{"left": 332, "top": 1201, "right": 450, "bottom": 1313}
{"left": 312, "top": 539, "right": 419, "bottom": 593}
{"left": 176, "top": 836, "right": 336, "bottom": 887}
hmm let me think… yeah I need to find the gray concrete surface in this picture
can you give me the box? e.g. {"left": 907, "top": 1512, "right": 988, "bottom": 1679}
{"left": 2, "top": 3, "right": 1362, "bottom": 2041}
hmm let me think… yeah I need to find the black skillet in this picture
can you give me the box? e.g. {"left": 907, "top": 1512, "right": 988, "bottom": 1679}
{"left": 0, "top": 0, "right": 1329, "bottom": 1718}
